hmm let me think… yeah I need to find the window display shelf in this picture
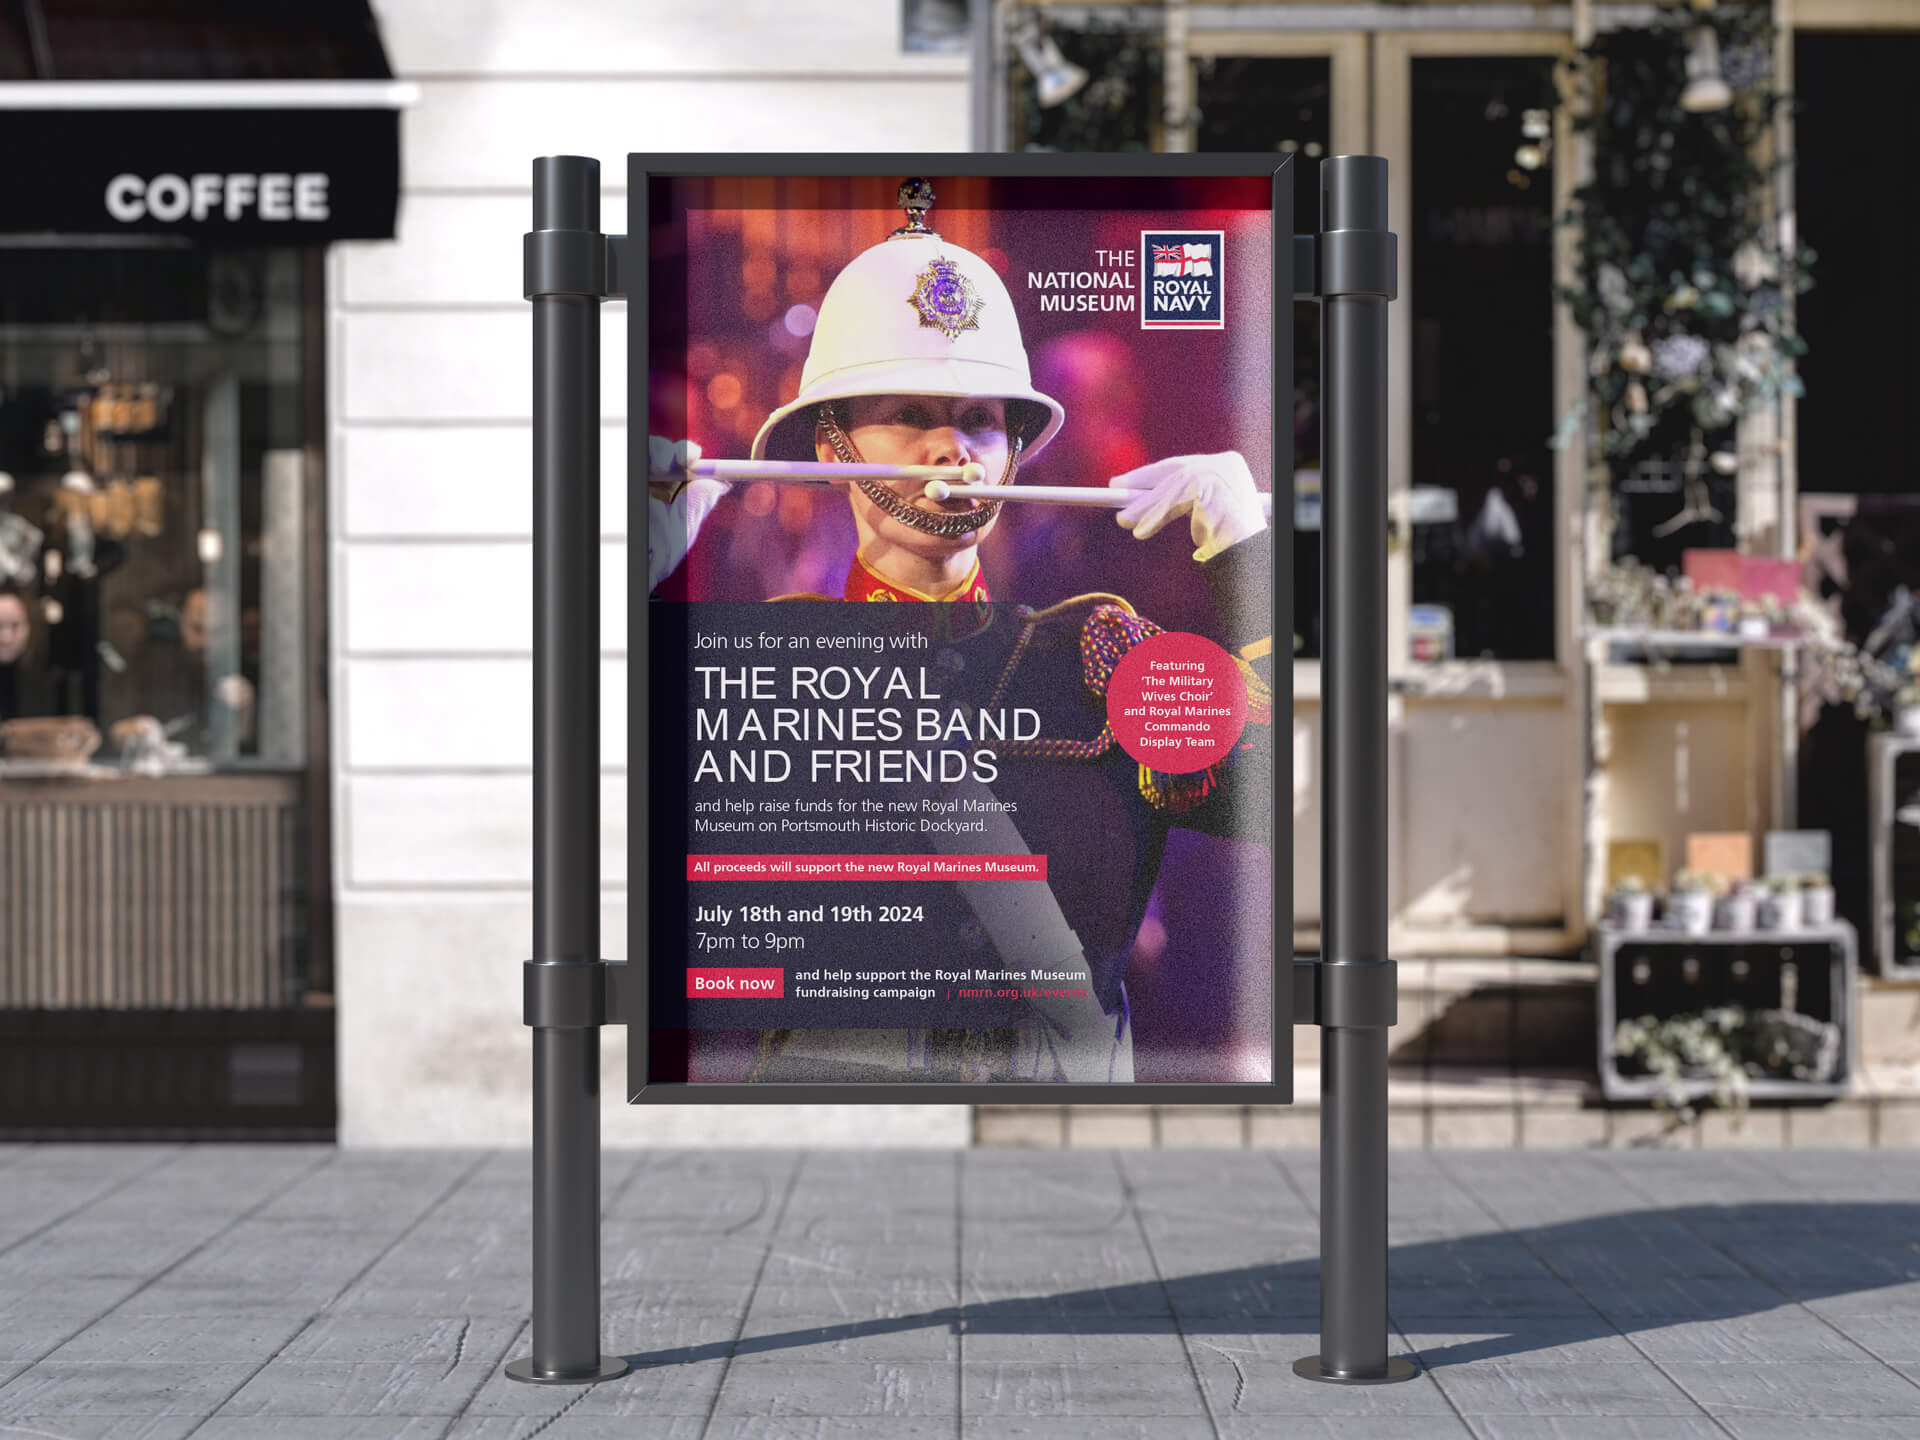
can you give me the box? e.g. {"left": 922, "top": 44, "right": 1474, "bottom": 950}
{"left": 0, "top": 758, "right": 213, "bottom": 781}
{"left": 1594, "top": 663, "right": 1750, "bottom": 705}
{"left": 1583, "top": 627, "right": 1802, "bottom": 652}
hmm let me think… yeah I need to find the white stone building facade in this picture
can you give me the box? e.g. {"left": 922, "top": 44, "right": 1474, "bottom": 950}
{"left": 332, "top": 1, "right": 972, "bottom": 1144}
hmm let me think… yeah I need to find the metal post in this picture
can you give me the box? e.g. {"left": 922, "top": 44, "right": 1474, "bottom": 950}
{"left": 507, "top": 155, "right": 626, "bottom": 1387}
{"left": 968, "top": 0, "right": 992, "bottom": 153}
{"left": 1295, "top": 154, "right": 1416, "bottom": 1385}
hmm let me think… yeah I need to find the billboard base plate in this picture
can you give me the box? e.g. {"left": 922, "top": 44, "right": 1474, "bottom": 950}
{"left": 1292, "top": 1354, "right": 1420, "bottom": 1385}
{"left": 505, "top": 1354, "right": 630, "bottom": 1386}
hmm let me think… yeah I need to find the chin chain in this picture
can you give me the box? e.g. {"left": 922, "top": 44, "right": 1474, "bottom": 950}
{"left": 816, "top": 403, "right": 1021, "bottom": 538}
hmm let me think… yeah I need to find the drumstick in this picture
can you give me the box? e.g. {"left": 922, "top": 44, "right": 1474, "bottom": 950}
{"left": 691, "top": 459, "right": 988, "bottom": 486}
{"left": 926, "top": 480, "right": 1275, "bottom": 517}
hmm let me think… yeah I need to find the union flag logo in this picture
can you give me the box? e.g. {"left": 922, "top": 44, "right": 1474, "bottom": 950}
{"left": 1139, "top": 230, "right": 1225, "bottom": 330}
{"left": 1151, "top": 243, "right": 1214, "bottom": 277}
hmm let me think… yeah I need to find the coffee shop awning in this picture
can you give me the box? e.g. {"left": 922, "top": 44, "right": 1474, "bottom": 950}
{"left": 0, "top": 1, "right": 416, "bottom": 242}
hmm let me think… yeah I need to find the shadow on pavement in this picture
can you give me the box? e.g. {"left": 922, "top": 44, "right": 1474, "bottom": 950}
{"left": 608, "top": 1201, "right": 1920, "bottom": 1372}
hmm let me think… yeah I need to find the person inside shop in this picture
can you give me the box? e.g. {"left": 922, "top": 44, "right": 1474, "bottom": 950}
{"left": 110, "top": 586, "right": 255, "bottom": 757}
{"left": 645, "top": 179, "right": 1276, "bottom": 1086}
{"left": 0, "top": 585, "right": 57, "bottom": 723}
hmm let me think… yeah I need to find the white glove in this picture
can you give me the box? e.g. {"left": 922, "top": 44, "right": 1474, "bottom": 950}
{"left": 1109, "top": 451, "right": 1268, "bottom": 562}
{"left": 645, "top": 436, "right": 726, "bottom": 591}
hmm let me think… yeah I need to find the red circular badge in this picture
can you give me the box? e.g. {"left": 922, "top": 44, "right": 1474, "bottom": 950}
{"left": 1105, "top": 631, "right": 1249, "bottom": 774}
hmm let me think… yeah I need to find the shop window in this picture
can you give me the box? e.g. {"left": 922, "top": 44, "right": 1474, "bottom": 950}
{"left": 1016, "top": 43, "right": 1332, "bottom": 659}
{"left": 1796, "top": 33, "right": 1920, "bottom": 498}
{"left": 903, "top": 0, "right": 969, "bottom": 53}
{"left": 1789, "top": 31, "right": 1920, "bottom": 943}
{"left": 0, "top": 246, "right": 310, "bottom": 770}
{"left": 1408, "top": 56, "right": 1560, "bottom": 663}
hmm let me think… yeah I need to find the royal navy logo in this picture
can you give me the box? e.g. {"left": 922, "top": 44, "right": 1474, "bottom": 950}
{"left": 1139, "top": 230, "right": 1226, "bottom": 330}
{"left": 909, "top": 256, "right": 984, "bottom": 341}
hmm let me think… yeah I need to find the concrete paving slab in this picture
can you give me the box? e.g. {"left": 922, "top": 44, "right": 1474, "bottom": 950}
{"left": 0, "top": 1361, "right": 261, "bottom": 1419}
{"left": 42, "top": 1307, "right": 318, "bottom": 1366}
{"left": 274, "top": 1312, "right": 528, "bottom": 1366}
{"left": 468, "top": 1363, "right": 727, "bottom": 1420}
{"left": 965, "top": 1422, "right": 1217, "bottom": 1440}
{"left": 1429, "top": 1361, "right": 1705, "bottom": 1417}
{"left": 1821, "top": 1313, "right": 1920, "bottom": 1363}
{"left": 712, "top": 1358, "right": 960, "bottom": 1417}
{"left": 1466, "top": 1421, "right": 1728, "bottom": 1439}
{"left": 961, "top": 1323, "right": 1189, "bottom": 1365}
{"left": 194, "top": 1420, "right": 453, "bottom": 1439}
{"left": 734, "top": 1312, "right": 960, "bottom": 1363}
{"left": 719, "top": 1422, "right": 959, "bottom": 1440}
{"left": 1215, "top": 1418, "right": 1478, "bottom": 1439}
{"left": 1717, "top": 1420, "right": 1920, "bottom": 1440}
{"left": 445, "top": 1421, "right": 704, "bottom": 1440}
{"left": 1625, "top": 1308, "right": 1888, "bottom": 1363}
{"left": 1189, "top": 1347, "right": 1456, "bottom": 1416}
{"left": 0, "top": 1418, "right": 206, "bottom": 1440}
{"left": 1662, "top": 1359, "right": 1920, "bottom": 1417}
{"left": 1802, "top": 1280, "right": 1920, "bottom": 1317}
{"left": 0, "top": 1150, "right": 185, "bottom": 1255}
{"left": 1570, "top": 1274, "right": 1799, "bottom": 1323}
{"left": 0, "top": 1220, "right": 232, "bottom": 1284}
{"left": 1397, "top": 1317, "right": 1644, "bottom": 1366}
{"left": 961, "top": 1361, "right": 1209, "bottom": 1417}
{"left": 215, "top": 1359, "right": 510, "bottom": 1419}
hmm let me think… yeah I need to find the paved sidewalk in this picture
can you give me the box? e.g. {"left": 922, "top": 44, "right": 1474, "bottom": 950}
{"left": 2, "top": 1145, "right": 1918, "bottom": 1438}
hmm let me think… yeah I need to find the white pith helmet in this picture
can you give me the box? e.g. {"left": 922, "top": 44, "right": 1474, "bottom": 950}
{"left": 751, "top": 178, "right": 1066, "bottom": 464}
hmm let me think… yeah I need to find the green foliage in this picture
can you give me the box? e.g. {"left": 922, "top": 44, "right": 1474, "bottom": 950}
{"left": 1017, "top": 17, "right": 1161, "bottom": 154}
{"left": 1614, "top": 1006, "right": 1748, "bottom": 1116}
{"left": 1560, "top": 2, "right": 1815, "bottom": 470}
{"left": 1614, "top": 1004, "right": 1841, "bottom": 1120}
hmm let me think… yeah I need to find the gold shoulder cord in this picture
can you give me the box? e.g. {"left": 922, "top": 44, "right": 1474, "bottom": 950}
{"left": 1029, "top": 592, "right": 1138, "bottom": 621}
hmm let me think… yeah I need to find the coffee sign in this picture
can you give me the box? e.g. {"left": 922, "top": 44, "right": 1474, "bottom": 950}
{"left": 0, "top": 108, "right": 398, "bottom": 241}
{"left": 105, "top": 172, "right": 333, "bottom": 225}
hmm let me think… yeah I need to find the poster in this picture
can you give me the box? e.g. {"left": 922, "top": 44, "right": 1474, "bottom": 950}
{"left": 635, "top": 165, "right": 1289, "bottom": 1096}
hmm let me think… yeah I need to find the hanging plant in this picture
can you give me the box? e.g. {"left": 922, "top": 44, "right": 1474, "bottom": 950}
{"left": 1558, "top": 0, "right": 1815, "bottom": 471}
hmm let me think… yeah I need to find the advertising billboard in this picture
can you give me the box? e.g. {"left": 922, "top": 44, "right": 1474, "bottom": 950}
{"left": 630, "top": 158, "right": 1294, "bottom": 1101}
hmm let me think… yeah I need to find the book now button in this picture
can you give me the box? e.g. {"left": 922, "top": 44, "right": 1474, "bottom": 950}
{"left": 686, "top": 967, "right": 785, "bottom": 998}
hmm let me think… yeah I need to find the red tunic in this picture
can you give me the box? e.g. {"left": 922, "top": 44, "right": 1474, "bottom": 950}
{"left": 842, "top": 553, "right": 991, "bottom": 604}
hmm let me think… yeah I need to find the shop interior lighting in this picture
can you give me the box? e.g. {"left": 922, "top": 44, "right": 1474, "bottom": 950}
{"left": 1011, "top": 16, "right": 1089, "bottom": 109}
{"left": 1681, "top": 26, "right": 1734, "bottom": 113}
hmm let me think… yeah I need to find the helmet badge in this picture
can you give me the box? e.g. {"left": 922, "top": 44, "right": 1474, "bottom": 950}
{"left": 909, "top": 257, "right": 984, "bottom": 342}
{"left": 891, "top": 177, "right": 984, "bottom": 341}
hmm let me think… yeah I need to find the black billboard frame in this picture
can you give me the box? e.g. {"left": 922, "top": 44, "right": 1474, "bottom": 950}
{"left": 626, "top": 153, "right": 1296, "bottom": 1107}
{"left": 515, "top": 150, "right": 1410, "bottom": 1387}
